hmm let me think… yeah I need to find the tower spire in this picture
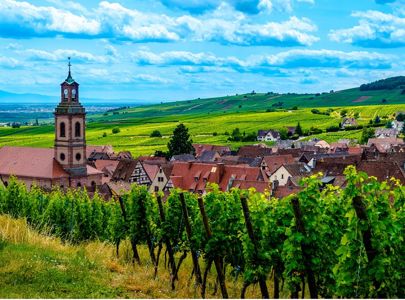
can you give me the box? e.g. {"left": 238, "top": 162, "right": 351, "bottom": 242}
{"left": 65, "top": 57, "right": 75, "bottom": 84}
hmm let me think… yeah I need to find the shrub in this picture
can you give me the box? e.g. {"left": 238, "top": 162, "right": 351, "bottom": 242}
{"left": 326, "top": 125, "right": 340, "bottom": 132}
{"left": 102, "top": 132, "right": 107, "bottom": 137}
{"left": 266, "top": 108, "right": 275, "bottom": 112}
{"left": 150, "top": 130, "right": 162, "bottom": 138}
{"left": 311, "top": 109, "right": 320, "bottom": 114}
{"left": 213, "top": 132, "right": 218, "bottom": 136}
{"left": 112, "top": 127, "right": 120, "bottom": 134}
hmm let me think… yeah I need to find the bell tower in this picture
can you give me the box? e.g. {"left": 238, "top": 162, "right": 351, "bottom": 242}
{"left": 54, "top": 57, "right": 87, "bottom": 176}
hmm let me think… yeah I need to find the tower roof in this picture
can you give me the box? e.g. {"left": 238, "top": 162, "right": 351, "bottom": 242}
{"left": 64, "top": 57, "right": 76, "bottom": 85}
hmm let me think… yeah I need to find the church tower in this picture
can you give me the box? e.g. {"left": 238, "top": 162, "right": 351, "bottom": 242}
{"left": 54, "top": 58, "right": 87, "bottom": 176}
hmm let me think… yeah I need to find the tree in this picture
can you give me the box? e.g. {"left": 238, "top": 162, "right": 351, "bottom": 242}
{"left": 229, "top": 128, "right": 242, "bottom": 141}
{"left": 374, "top": 115, "right": 381, "bottom": 124}
{"left": 112, "top": 127, "right": 120, "bottom": 134}
{"left": 354, "top": 112, "right": 360, "bottom": 119}
{"left": 396, "top": 113, "right": 405, "bottom": 122}
{"left": 340, "top": 110, "right": 348, "bottom": 118}
{"left": 385, "top": 122, "right": 393, "bottom": 129}
{"left": 295, "top": 122, "right": 303, "bottom": 136}
{"left": 167, "top": 123, "right": 195, "bottom": 157}
{"left": 360, "top": 127, "right": 375, "bottom": 144}
{"left": 150, "top": 130, "right": 162, "bottom": 138}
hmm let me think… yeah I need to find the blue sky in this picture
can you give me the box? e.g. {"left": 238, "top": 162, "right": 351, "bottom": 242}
{"left": 0, "top": 0, "right": 405, "bottom": 102}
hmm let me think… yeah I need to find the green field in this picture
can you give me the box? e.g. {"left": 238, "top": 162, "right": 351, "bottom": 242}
{"left": 1, "top": 103, "right": 404, "bottom": 156}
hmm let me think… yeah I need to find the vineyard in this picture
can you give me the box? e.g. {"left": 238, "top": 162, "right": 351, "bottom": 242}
{"left": 0, "top": 166, "right": 404, "bottom": 299}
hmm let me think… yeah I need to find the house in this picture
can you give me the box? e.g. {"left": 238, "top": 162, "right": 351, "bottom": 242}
{"left": 197, "top": 150, "right": 221, "bottom": 162}
{"left": 367, "top": 138, "right": 405, "bottom": 153}
{"left": 93, "top": 159, "right": 120, "bottom": 184}
{"left": 260, "top": 155, "right": 295, "bottom": 178}
{"left": 341, "top": 118, "right": 358, "bottom": 128}
{"left": 238, "top": 145, "right": 273, "bottom": 158}
{"left": 375, "top": 128, "right": 398, "bottom": 138}
{"left": 269, "top": 163, "right": 311, "bottom": 186}
{"left": 167, "top": 162, "right": 266, "bottom": 194}
{"left": 314, "top": 140, "right": 330, "bottom": 149}
{"left": 391, "top": 120, "right": 404, "bottom": 132}
{"left": 257, "top": 130, "right": 281, "bottom": 142}
{"left": 170, "top": 154, "right": 196, "bottom": 162}
{"left": 286, "top": 126, "right": 296, "bottom": 136}
{"left": 193, "top": 144, "right": 231, "bottom": 157}
{"left": 0, "top": 63, "right": 103, "bottom": 190}
{"left": 149, "top": 164, "right": 172, "bottom": 193}
{"left": 329, "top": 142, "right": 349, "bottom": 153}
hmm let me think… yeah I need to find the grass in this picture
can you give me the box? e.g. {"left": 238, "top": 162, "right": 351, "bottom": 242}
{"left": 1, "top": 104, "right": 404, "bottom": 156}
{"left": 0, "top": 214, "right": 284, "bottom": 298}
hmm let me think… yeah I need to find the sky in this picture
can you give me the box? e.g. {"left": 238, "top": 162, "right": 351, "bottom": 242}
{"left": 0, "top": 0, "right": 405, "bottom": 102}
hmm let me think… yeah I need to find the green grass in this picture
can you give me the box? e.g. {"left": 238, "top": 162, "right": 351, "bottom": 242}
{"left": 1, "top": 104, "right": 404, "bottom": 156}
{"left": 0, "top": 215, "right": 273, "bottom": 298}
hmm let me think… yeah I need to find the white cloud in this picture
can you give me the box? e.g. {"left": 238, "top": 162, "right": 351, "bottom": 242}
{"left": 132, "top": 49, "right": 394, "bottom": 70}
{"left": 21, "top": 49, "right": 109, "bottom": 63}
{"left": 329, "top": 10, "right": 405, "bottom": 48}
{"left": 0, "top": 56, "right": 21, "bottom": 68}
{"left": 0, "top": 0, "right": 319, "bottom": 47}
{"left": 0, "top": 0, "right": 100, "bottom": 36}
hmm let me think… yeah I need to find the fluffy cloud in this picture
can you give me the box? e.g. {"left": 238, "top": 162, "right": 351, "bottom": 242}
{"left": 21, "top": 49, "right": 109, "bottom": 63}
{"left": 329, "top": 10, "right": 405, "bottom": 48}
{"left": 159, "top": 0, "right": 312, "bottom": 14}
{"left": 132, "top": 49, "right": 394, "bottom": 70}
{"left": 0, "top": 0, "right": 318, "bottom": 46}
{"left": 0, "top": 56, "right": 21, "bottom": 68}
{"left": 0, "top": 0, "right": 100, "bottom": 38}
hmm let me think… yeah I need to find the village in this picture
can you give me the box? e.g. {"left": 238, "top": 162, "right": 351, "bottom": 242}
{"left": 0, "top": 67, "right": 404, "bottom": 200}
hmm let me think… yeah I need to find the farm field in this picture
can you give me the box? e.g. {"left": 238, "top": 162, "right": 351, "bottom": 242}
{"left": 0, "top": 104, "right": 404, "bottom": 156}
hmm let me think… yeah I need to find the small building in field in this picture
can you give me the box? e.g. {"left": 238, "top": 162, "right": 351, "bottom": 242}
{"left": 257, "top": 130, "right": 280, "bottom": 142}
{"left": 341, "top": 118, "right": 358, "bottom": 128}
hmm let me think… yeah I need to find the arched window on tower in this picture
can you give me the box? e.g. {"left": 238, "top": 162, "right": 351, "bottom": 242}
{"left": 60, "top": 122, "right": 66, "bottom": 137}
{"left": 75, "top": 122, "right": 81, "bottom": 137}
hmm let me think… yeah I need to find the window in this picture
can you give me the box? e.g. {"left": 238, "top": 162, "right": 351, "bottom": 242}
{"left": 75, "top": 122, "right": 81, "bottom": 137}
{"left": 60, "top": 122, "right": 66, "bottom": 137}
{"left": 91, "top": 181, "right": 96, "bottom": 188}
{"left": 158, "top": 177, "right": 164, "bottom": 182}
{"left": 154, "top": 186, "right": 159, "bottom": 192}
{"left": 281, "top": 174, "right": 284, "bottom": 179}
{"left": 4, "top": 181, "right": 8, "bottom": 187}
{"left": 76, "top": 153, "right": 81, "bottom": 161}
{"left": 77, "top": 182, "right": 82, "bottom": 187}
{"left": 60, "top": 153, "right": 66, "bottom": 161}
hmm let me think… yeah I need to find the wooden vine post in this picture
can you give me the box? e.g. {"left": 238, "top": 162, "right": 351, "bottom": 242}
{"left": 179, "top": 193, "right": 203, "bottom": 286}
{"left": 291, "top": 197, "right": 318, "bottom": 299}
{"left": 118, "top": 196, "right": 140, "bottom": 264}
{"left": 352, "top": 195, "right": 383, "bottom": 297}
{"left": 156, "top": 195, "right": 177, "bottom": 289}
{"left": 197, "top": 197, "right": 229, "bottom": 299}
{"left": 240, "top": 196, "right": 270, "bottom": 299}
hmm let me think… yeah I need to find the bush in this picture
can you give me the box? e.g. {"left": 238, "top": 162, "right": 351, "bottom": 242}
{"left": 102, "top": 132, "right": 107, "bottom": 137}
{"left": 150, "top": 130, "right": 162, "bottom": 138}
{"left": 213, "top": 132, "right": 218, "bottom": 136}
{"left": 326, "top": 125, "right": 340, "bottom": 132}
{"left": 340, "top": 110, "right": 348, "bottom": 117}
{"left": 311, "top": 109, "right": 320, "bottom": 114}
{"left": 291, "top": 106, "right": 298, "bottom": 110}
{"left": 266, "top": 108, "right": 275, "bottom": 112}
{"left": 112, "top": 127, "right": 120, "bottom": 134}
{"left": 309, "top": 127, "right": 323, "bottom": 135}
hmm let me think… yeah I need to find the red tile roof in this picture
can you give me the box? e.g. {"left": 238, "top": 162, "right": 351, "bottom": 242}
{"left": 0, "top": 146, "right": 69, "bottom": 179}
{"left": 262, "top": 155, "right": 295, "bottom": 174}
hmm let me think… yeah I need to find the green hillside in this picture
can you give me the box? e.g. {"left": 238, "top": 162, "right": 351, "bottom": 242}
{"left": 91, "top": 86, "right": 405, "bottom": 123}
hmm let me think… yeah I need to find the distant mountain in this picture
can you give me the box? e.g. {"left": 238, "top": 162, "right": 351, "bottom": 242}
{"left": 0, "top": 90, "right": 149, "bottom": 105}
{"left": 0, "top": 90, "right": 56, "bottom": 103}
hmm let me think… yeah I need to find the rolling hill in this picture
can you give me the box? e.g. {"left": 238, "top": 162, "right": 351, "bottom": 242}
{"left": 92, "top": 77, "right": 405, "bottom": 123}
